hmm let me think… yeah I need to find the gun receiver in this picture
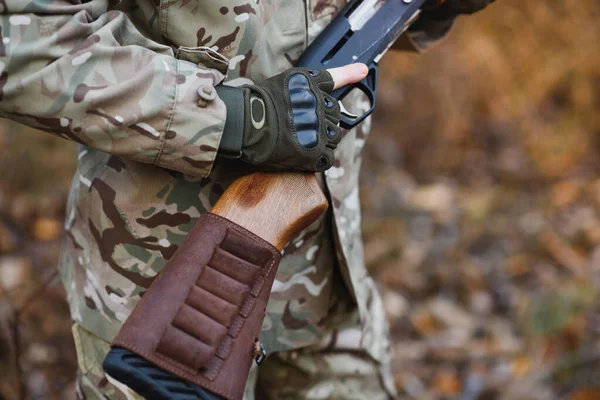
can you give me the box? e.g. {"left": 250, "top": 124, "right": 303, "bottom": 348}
{"left": 297, "top": 0, "right": 428, "bottom": 129}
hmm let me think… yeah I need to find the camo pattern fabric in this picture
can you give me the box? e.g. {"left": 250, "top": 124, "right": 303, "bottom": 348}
{"left": 0, "top": 0, "right": 447, "bottom": 397}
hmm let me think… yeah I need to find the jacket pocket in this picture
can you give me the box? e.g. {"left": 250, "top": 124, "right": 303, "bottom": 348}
{"left": 175, "top": 46, "right": 230, "bottom": 75}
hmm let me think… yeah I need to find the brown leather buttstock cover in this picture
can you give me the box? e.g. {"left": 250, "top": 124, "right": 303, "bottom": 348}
{"left": 112, "top": 213, "right": 282, "bottom": 400}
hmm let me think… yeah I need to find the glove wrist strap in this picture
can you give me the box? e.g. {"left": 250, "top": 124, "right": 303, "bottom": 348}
{"left": 216, "top": 85, "right": 245, "bottom": 159}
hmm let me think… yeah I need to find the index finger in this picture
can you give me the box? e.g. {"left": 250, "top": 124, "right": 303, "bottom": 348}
{"left": 327, "top": 63, "right": 369, "bottom": 90}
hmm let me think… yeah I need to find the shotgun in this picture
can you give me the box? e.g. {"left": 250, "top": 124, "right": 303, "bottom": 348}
{"left": 298, "top": 0, "right": 427, "bottom": 129}
{"left": 103, "top": 0, "right": 430, "bottom": 398}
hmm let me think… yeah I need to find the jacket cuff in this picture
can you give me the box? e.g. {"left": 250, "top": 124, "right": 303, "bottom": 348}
{"left": 154, "top": 59, "right": 227, "bottom": 177}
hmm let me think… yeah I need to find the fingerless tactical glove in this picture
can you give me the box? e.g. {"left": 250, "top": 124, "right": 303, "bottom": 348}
{"left": 216, "top": 68, "right": 342, "bottom": 172}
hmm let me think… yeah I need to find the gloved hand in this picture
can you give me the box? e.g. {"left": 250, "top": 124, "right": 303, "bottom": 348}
{"left": 411, "top": 0, "right": 495, "bottom": 34}
{"left": 422, "top": 0, "right": 495, "bottom": 21}
{"left": 216, "top": 68, "right": 343, "bottom": 172}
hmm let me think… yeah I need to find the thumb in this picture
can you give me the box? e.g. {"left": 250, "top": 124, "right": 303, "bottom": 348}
{"left": 327, "top": 63, "right": 368, "bottom": 90}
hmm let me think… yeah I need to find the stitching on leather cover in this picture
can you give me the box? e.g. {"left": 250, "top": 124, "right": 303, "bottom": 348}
{"left": 185, "top": 285, "right": 239, "bottom": 327}
{"left": 240, "top": 296, "right": 256, "bottom": 318}
{"left": 208, "top": 248, "right": 261, "bottom": 284}
{"left": 158, "top": 249, "right": 256, "bottom": 370}
{"left": 112, "top": 213, "right": 281, "bottom": 398}
{"left": 250, "top": 275, "right": 266, "bottom": 297}
{"left": 196, "top": 266, "right": 251, "bottom": 306}
{"left": 228, "top": 314, "right": 246, "bottom": 338}
{"left": 205, "top": 357, "right": 224, "bottom": 381}
{"left": 173, "top": 303, "right": 228, "bottom": 346}
{"left": 200, "top": 217, "right": 279, "bottom": 381}
{"left": 152, "top": 214, "right": 279, "bottom": 380}
{"left": 216, "top": 335, "right": 234, "bottom": 359}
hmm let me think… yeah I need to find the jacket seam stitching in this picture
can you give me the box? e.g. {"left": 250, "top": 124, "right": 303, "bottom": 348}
{"left": 160, "top": 0, "right": 169, "bottom": 40}
{"left": 155, "top": 59, "right": 179, "bottom": 165}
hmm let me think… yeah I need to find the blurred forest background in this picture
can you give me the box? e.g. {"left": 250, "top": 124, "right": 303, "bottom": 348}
{"left": 1, "top": 0, "right": 600, "bottom": 399}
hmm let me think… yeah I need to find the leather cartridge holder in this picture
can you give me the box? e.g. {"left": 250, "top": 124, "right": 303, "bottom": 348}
{"left": 111, "top": 213, "right": 282, "bottom": 400}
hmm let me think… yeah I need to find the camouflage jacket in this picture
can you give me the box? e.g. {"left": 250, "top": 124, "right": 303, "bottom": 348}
{"left": 0, "top": 0, "right": 448, "bottom": 364}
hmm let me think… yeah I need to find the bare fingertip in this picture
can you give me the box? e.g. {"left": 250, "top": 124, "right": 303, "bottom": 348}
{"left": 355, "top": 63, "right": 369, "bottom": 75}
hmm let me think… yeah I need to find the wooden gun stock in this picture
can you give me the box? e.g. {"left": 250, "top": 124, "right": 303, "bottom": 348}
{"left": 104, "top": 172, "right": 328, "bottom": 400}
{"left": 211, "top": 172, "right": 329, "bottom": 250}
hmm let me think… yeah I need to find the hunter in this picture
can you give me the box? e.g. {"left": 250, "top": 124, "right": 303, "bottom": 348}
{"left": 0, "top": 0, "right": 493, "bottom": 398}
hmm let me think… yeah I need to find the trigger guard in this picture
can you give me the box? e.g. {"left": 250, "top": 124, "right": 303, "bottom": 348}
{"left": 335, "top": 66, "right": 378, "bottom": 130}
{"left": 339, "top": 102, "right": 359, "bottom": 119}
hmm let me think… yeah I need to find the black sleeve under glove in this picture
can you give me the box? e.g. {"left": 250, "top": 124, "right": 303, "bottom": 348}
{"left": 216, "top": 68, "right": 342, "bottom": 173}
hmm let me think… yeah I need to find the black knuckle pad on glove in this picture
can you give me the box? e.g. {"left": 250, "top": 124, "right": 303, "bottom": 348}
{"left": 220, "top": 67, "right": 342, "bottom": 173}
{"left": 288, "top": 72, "right": 320, "bottom": 149}
{"left": 284, "top": 68, "right": 341, "bottom": 169}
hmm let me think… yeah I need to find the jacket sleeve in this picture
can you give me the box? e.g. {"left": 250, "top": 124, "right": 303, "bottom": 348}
{"left": 0, "top": 1, "right": 228, "bottom": 177}
{"left": 392, "top": 18, "right": 454, "bottom": 53}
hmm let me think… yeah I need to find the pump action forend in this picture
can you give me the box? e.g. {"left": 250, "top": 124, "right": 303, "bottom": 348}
{"left": 297, "top": 0, "right": 428, "bottom": 129}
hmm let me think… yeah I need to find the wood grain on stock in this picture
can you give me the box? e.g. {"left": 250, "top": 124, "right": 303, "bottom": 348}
{"left": 211, "top": 172, "right": 328, "bottom": 251}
